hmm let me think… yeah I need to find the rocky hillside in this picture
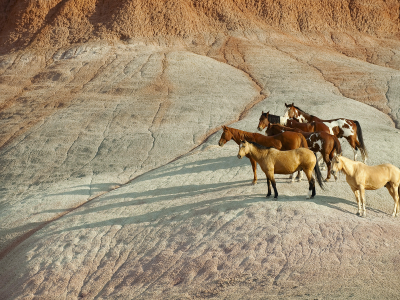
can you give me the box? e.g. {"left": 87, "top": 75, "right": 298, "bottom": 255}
{"left": 1, "top": 0, "right": 400, "bottom": 52}
{"left": 1, "top": 1, "right": 400, "bottom": 299}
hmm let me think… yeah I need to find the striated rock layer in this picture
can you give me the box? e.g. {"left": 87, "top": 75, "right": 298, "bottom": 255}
{"left": 1, "top": 1, "right": 400, "bottom": 299}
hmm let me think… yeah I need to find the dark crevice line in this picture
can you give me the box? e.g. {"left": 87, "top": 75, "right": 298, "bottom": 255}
{"left": 0, "top": 48, "right": 266, "bottom": 261}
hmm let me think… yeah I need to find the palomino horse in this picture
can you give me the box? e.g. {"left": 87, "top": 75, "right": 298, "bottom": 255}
{"left": 266, "top": 123, "right": 342, "bottom": 181}
{"left": 237, "top": 140, "right": 324, "bottom": 198}
{"left": 218, "top": 126, "right": 308, "bottom": 184}
{"left": 331, "top": 154, "right": 400, "bottom": 217}
{"left": 283, "top": 103, "right": 367, "bottom": 162}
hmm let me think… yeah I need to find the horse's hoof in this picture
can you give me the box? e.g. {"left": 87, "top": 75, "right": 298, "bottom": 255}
{"left": 252, "top": 181, "right": 257, "bottom": 186}
{"left": 356, "top": 212, "right": 361, "bottom": 216}
{"left": 324, "top": 178, "right": 329, "bottom": 182}
{"left": 266, "top": 194, "right": 271, "bottom": 198}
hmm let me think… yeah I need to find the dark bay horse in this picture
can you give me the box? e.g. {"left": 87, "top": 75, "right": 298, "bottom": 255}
{"left": 218, "top": 125, "right": 308, "bottom": 184}
{"left": 258, "top": 111, "right": 330, "bottom": 134}
{"left": 283, "top": 103, "right": 367, "bottom": 162}
{"left": 237, "top": 140, "right": 324, "bottom": 199}
{"left": 266, "top": 123, "right": 342, "bottom": 181}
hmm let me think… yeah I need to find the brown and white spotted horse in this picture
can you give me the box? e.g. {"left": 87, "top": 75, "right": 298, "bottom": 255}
{"left": 283, "top": 103, "right": 367, "bottom": 163}
{"left": 265, "top": 123, "right": 342, "bottom": 181}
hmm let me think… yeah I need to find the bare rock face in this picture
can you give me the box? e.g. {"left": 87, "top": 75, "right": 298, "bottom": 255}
{"left": 1, "top": 1, "right": 400, "bottom": 299}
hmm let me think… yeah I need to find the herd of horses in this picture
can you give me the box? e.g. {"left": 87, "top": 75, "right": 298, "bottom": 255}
{"left": 218, "top": 103, "right": 400, "bottom": 217}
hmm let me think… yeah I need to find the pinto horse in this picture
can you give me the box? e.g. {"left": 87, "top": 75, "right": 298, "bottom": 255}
{"left": 237, "top": 140, "right": 324, "bottom": 199}
{"left": 218, "top": 125, "right": 308, "bottom": 184}
{"left": 283, "top": 103, "right": 367, "bottom": 162}
{"left": 265, "top": 123, "right": 342, "bottom": 181}
{"left": 331, "top": 154, "right": 400, "bottom": 217}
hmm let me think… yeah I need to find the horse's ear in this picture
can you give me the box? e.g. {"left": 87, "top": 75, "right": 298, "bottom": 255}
{"left": 262, "top": 111, "right": 264, "bottom": 114}
{"left": 222, "top": 125, "right": 226, "bottom": 130}
{"left": 291, "top": 102, "right": 294, "bottom": 106}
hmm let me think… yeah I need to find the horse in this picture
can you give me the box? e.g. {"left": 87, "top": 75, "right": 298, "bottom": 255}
{"left": 257, "top": 111, "right": 315, "bottom": 133}
{"left": 218, "top": 126, "right": 308, "bottom": 185}
{"left": 237, "top": 140, "right": 324, "bottom": 199}
{"left": 265, "top": 123, "right": 342, "bottom": 181}
{"left": 331, "top": 154, "right": 400, "bottom": 217}
{"left": 283, "top": 103, "right": 367, "bottom": 162}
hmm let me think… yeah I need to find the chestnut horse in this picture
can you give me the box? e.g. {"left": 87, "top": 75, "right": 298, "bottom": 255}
{"left": 218, "top": 126, "right": 308, "bottom": 184}
{"left": 283, "top": 103, "right": 367, "bottom": 162}
{"left": 265, "top": 123, "right": 342, "bottom": 181}
{"left": 237, "top": 140, "right": 324, "bottom": 199}
{"left": 331, "top": 154, "right": 400, "bottom": 217}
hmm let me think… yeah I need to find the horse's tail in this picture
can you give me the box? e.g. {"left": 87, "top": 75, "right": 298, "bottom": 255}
{"left": 314, "top": 153, "right": 325, "bottom": 190}
{"left": 332, "top": 135, "right": 342, "bottom": 156}
{"left": 354, "top": 120, "right": 368, "bottom": 161}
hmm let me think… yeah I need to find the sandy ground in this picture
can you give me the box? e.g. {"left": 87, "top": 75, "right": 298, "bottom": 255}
{"left": 1, "top": 34, "right": 400, "bottom": 299}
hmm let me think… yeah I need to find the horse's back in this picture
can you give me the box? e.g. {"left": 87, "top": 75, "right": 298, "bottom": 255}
{"left": 278, "top": 131, "right": 307, "bottom": 150}
{"left": 270, "top": 148, "right": 315, "bottom": 174}
{"left": 355, "top": 163, "right": 400, "bottom": 189}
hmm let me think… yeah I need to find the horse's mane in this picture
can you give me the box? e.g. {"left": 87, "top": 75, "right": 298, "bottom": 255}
{"left": 246, "top": 140, "right": 272, "bottom": 150}
{"left": 267, "top": 113, "right": 281, "bottom": 124}
{"left": 292, "top": 105, "right": 315, "bottom": 118}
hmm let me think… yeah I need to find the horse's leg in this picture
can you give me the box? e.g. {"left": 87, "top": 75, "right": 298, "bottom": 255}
{"left": 247, "top": 155, "right": 257, "bottom": 185}
{"left": 297, "top": 170, "right": 303, "bottom": 182}
{"left": 345, "top": 136, "right": 358, "bottom": 161}
{"left": 323, "top": 152, "right": 332, "bottom": 181}
{"left": 290, "top": 172, "right": 295, "bottom": 183}
{"left": 385, "top": 183, "right": 399, "bottom": 217}
{"left": 267, "top": 171, "right": 278, "bottom": 199}
{"left": 266, "top": 177, "right": 272, "bottom": 198}
{"left": 351, "top": 187, "right": 362, "bottom": 216}
{"left": 304, "top": 169, "right": 315, "bottom": 198}
{"left": 272, "top": 178, "right": 278, "bottom": 199}
{"left": 317, "top": 153, "right": 326, "bottom": 170}
{"left": 359, "top": 185, "right": 366, "bottom": 217}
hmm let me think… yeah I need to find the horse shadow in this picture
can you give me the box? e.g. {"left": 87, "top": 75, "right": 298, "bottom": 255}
{"left": 50, "top": 186, "right": 384, "bottom": 235}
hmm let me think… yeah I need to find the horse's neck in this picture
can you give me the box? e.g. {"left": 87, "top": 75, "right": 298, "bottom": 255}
{"left": 230, "top": 128, "right": 246, "bottom": 144}
{"left": 297, "top": 110, "right": 313, "bottom": 123}
{"left": 247, "top": 144, "right": 266, "bottom": 162}
{"left": 340, "top": 156, "right": 357, "bottom": 176}
{"left": 280, "top": 116, "right": 289, "bottom": 126}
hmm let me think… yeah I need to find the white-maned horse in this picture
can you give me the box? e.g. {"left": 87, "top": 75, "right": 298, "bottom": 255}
{"left": 331, "top": 154, "right": 400, "bottom": 217}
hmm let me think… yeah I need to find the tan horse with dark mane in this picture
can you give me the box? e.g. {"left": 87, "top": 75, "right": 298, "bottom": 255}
{"left": 265, "top": 123, "right": 342, "bottom": 181}
{"left": 237, "top": 140, "right": 324, "bottom": 199}
{"left": 331, "top": 154, "right": 400, "bottom": 217}
{"left": 218, "top": 126, "right": 308, "bottom": 184}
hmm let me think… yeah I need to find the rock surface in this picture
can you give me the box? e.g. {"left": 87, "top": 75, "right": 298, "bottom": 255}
{"left": 1, "top": 1, "right": 400, "bottom": 299}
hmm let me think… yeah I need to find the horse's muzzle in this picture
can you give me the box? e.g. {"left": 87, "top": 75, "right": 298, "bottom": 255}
{"left": 237, "top": 154, "right": 243, "bottom": 159}
{"left": 257, "top": 126, "right": 263, "bottom": 131}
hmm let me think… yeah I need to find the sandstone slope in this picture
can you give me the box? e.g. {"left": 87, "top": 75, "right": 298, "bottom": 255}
{"left": 1, "top": 1, "right": 400, "bottom": 299}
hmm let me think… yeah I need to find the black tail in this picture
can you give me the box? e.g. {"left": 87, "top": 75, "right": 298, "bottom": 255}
{"left": 314, "top": 153, "right": 325, "bottom": 190}
{"left": 354, "top": 120, "right": 367, "bottom": 161}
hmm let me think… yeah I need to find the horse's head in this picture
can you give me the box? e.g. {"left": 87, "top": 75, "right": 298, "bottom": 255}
{"left": 283, "top": 103, "right": 297, "bottom": 119}
{"left": 218, "top": 126, "right": 232, "bottom": 146}
{"left": 331, "top": 154, "right": 343, "bottom": 178}
{"left": 237, "top": 140, "right": 250, "bottom": 159}
{"left": 257, "top": 111, "right": 270, "bottom": 131}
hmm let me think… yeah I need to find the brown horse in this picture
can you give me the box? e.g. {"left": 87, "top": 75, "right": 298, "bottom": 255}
{"left": 218, "top": 125, "right": 308, "bottom": 184}
{"left": 331, "top": 154, "right": 400, "bottom": 217}
{"left": 237, "top": 140, "right": 324, "bottom": 198}
{"left": 258, "top": 111, "right": 315, "bottom": 132}
{"left": 266, "top": 123, "right": 342, "bottom": 181}
{"left": 283, "top": 103, "right": 367, "bottom": 162}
